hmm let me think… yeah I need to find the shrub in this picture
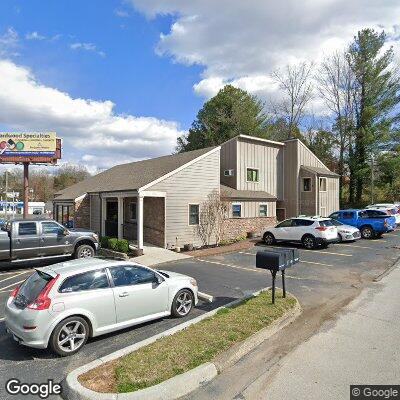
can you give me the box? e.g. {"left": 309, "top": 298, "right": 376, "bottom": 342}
{"left": 116, "top": 239, "right": 130, "bottom": 254}
{"left": 108, "top": 238, "right": 118, "bottom": 251}
{"left": 100, "top": 236, "right": 110, "bottom": 248}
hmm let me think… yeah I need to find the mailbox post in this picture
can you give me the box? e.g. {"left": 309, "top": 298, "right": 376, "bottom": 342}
{"left": 256, "top": 248, "right": 299, "bottom": 304}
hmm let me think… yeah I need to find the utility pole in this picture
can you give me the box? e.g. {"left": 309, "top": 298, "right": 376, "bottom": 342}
{"left": 370, "top": 154, "right": 375, "bottom": 204}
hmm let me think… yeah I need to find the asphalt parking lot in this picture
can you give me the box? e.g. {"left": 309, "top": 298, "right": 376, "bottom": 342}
{"left": 0, "top": 232, "right": 399, "bottom": 400}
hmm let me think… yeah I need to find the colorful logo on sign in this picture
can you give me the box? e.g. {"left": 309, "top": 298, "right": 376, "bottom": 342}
{"left": 0, "top": 132, "right": 56, "bottom": 157}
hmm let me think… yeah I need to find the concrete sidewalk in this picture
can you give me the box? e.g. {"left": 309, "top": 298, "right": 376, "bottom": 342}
{"left": 185, "top": 263, "right": 400, "bottom": 400}
{"left": 130, "top": 243, "right": 192, "bottom": 266}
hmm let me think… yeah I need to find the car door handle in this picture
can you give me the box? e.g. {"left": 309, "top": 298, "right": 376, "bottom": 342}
{"left": 119, "top": 292, "right": 129, "bottom": 297}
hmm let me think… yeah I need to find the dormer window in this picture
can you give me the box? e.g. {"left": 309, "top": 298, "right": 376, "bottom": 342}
{"left": 246, "top": 168, "right": 259, "bottom": 182}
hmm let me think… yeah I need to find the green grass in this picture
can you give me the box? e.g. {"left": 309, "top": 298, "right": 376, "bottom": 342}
{"left": 79, "top": 290, "right": 296, "bottom": 393}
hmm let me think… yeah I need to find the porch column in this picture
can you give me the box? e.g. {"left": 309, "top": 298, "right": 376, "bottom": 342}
{"left": 137, "top": 194, "right": 144, "bottom": 250}
{"left": 118, "top": 197, "right": 124, "bottom": 240}
{"left": 101, "top": 196, "right": 106, "bottom": 236}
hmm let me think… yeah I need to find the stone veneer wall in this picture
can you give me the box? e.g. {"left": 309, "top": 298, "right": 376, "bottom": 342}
{"left": 74, "top": 195, "right": 90, "bottom": 229}
{"left": 222, "top": 216, "right": 276, "bottom": 241}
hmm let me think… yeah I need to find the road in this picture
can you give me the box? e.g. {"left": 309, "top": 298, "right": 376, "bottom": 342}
{"left": 0, "top": 232, "right": 399, "bottom": 400}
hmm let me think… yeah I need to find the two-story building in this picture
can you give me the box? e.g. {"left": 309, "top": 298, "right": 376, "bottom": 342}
{"left": 53, "top": 135, "right": 339, "bottom": 251}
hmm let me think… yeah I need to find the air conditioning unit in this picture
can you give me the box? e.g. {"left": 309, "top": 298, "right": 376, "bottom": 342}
{"left": 224, "top": 169, "right": 234, "bottom": 177}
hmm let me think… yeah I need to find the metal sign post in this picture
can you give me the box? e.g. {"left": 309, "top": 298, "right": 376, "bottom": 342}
{"left": 23, "top": 162, "right": 29, "bottom": 218}
{"left": 282, "top": 269, "right": 286, "bottom": 298}
{"left": 271, "top": 270, "right": 277, "bottom": 304}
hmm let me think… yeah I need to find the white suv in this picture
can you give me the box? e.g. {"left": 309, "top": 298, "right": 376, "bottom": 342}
{"left": 263, "top": 217, "right": 339, "bottom": 249}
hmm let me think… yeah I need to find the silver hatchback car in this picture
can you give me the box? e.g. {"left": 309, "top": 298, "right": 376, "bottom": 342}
{"left": 5, "top": 258, "right": 198, "bottom": 356}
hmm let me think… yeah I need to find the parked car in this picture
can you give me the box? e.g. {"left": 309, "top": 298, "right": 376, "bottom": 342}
{"left": 329, "top": 219, "right": 361, "bottom": 242}
{"left": 263, "top": 217, "right": 339, "bottom": 250}
{"left": 329, "top": 209, "right": 396, "bottom": 239}
{"left": 0, "top": 218, "right": 98, "bottom": 262}
{"left": 366, "top": 204, "right": 400, "bottom": 225}
{"left": 5, "top": 259, "right": 198, "bottom": 356}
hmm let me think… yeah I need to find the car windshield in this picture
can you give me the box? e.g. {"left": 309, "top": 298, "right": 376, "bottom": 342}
{"left": 330, "top": 219, "right": 343, "bottom": 226}
{"left": 14, "top": 271, "right": 53, "bottom": 308}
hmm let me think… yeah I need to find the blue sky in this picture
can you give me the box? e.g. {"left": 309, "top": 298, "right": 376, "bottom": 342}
{"left": 0, "top": 0, "right": 203, "bottom": 127}
{"left": 0, "top": 0, "right": 398, "bottom": 172}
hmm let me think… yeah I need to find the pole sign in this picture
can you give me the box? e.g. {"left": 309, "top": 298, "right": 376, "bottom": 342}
{"left": 0, "top": 132, "right": 57, "bottom": 157}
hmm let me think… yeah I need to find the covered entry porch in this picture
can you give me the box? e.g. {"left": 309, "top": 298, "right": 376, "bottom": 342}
{"left": 101, "top": 191, "right": 166, "bottom": 252}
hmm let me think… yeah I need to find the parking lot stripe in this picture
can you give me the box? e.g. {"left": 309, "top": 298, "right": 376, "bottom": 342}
{"left": 340, "top": 244, "right": 374, "bottom": 250}
{"left": 239, "top": 252, "right": 334, "bottom": 267}
{"left": 197, "top": 258, "right": 309, "bottom": 281}
{"left": 301, "top": 249, "right": 352, "bottom": 257}
{"left": 0, "top": 317, "right": 4, "bottom": 321}
{"left": 384, "top": 233, "right": 399, "bottom": 237}
{"left": 0, "top": 270, "right": 30, "bottom": 284}
{"left": 0, "top": 279, "right": 25, "bottom": 293}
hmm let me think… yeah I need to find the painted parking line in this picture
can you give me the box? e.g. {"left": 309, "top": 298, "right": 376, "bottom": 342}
{"left": 238, "top": 252, "right": 334, "bottom": 267}
{"left": 384, "top": 233, "right": 400, "bottom": 237}
{"left": 0, "top": 317, "right": 4, "bottom": 321}
{"left": 0, "top": 279, "right": 25, "bottom": 293}
{"left": 300, "top": 249, "right": 352, "bottom": 257}
{"left": 340, "top": 243, "right": 375, "bottom": 250}
{"left": 0, "top": 269, "right": 31, "bottom": 275}
{"left": 197, "top": 258, "right": 309, "bottom": 281}
{"left": 0, "top": 270, "right": 30, "bottom": 284}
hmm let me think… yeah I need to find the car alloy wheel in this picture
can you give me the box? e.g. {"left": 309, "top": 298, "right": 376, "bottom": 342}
{"left": 57, "top": 320, "right": 87, "bottom": 353}
{"left": 173, "top": 290, "right": 193, "bottom": 317}
{"left": 302, "top": 236, "right": 315, "bottom": 249}
{"left": 78, "top": 245, "right": 94, "bottom": 258}
{"left": 361, "top": 227, "right": 373, "bottom": 239}
{"left": 264, "top": 233, "right": 275, "bottom": 245}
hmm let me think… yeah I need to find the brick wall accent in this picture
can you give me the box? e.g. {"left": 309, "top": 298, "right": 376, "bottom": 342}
{"left": 74, "top": 195, "right": 90, "bottom": 229}
{"left": 143, "top": 197, "right": 165, "bottom": 247}
{"left": 222, "top": 216, "right": 276, "bottom": 240}
{"left": 122, "top": 197, "right": 165, "bottom": 248}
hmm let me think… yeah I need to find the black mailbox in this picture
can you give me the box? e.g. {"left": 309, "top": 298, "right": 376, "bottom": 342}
{"left": 256, "top": 251, "right": 286, "bottom": 271}
{"left": 256, "top": 248, "right": 300, "bottom": 304}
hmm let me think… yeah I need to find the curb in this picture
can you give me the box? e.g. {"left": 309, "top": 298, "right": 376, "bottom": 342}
{"left": 63, "top": 290, "right": 301, "bottom": 400}
{"left": 197, "top": 291, "right": 214, "bottom": 303}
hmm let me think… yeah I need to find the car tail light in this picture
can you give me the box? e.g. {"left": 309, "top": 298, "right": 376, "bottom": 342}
{"left": 315, "top": 226, "right": 327, "bottom": 231}
{"left": 27, "top": 274, "right": 60, "bottom": 311}
{"left": 10, "top": 286, "right": 20, "bottom": 299}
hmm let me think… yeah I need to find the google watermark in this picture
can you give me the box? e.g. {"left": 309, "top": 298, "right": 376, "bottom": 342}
{"left": 351, "top": 385, "right": 400, "bottom": 400}
{"left": 5, "top": 379, "right": 62, "bottom": 399}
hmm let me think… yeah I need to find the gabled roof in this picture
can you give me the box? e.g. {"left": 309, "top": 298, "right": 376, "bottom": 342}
{"left": 220, "top": 184, "right": 277, "bottom": 201}
{"left": 55, "top": 146, "right": 219, "bottom": 201}
{"left": 223, "top": 134, "right": 285, "bottom": 147}
{"left": 300, "top": 165, "right": 339, "bottom": 178}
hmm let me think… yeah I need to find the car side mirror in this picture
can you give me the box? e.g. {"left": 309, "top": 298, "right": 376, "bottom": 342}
{"left": 153, "top": 274, "right": 163, "bottom": 285}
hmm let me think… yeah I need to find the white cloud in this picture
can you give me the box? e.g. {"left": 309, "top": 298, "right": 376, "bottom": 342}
{"left": 114, "top": 9, "right": 130, "bottom": 18}
{"left": 129, "top": 0, "right": 400, "bottom": 114}
{"left": 0, "top": 27, "right": 19, "bottom": 57}
{"left": 70, "top": 42, "right": 106, "bottom": 58}
{"left": 25, "top": 31, "right": 46, "bottom": 40}
{"left": 0, "top": 60, "right": 184, "bottom": 171}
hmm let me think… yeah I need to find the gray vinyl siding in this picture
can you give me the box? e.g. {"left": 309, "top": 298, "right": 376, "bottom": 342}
{"left": 318, "top": 177, "right": 339, "bottom": 216}
{"left": 220, "top": 139, "right": 237, "bottom": 188}
{"left": 228, "top": 201, "right": 276, "bottom": 218}
{"left": 283, "top": 140, "right": 299, "bottom": 218}
{"left": 89, "top": 194, "right": 101, "bottom": 233}
{"left": 283, "top": 139, "right": 339, "bottom": 218}
{"left": 148, "top": 149, "right": 220, "bottom": 248}
{"left": 235, "top": 139, "right": 283, "bottom": 198}
{"left": 299, "top": 169, "right": 317, "bottom": 216}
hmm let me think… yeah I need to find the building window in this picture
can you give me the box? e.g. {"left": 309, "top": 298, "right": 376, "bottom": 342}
{"left": 224, "top": 169, "right": 234, "bottom": 176}
{"left": 246, "top": 168, "right": 259, "bottom": 182}
{"left": 232, "top": 204, "right": 242, "bottom": 218}
{"left": 129, "top": 202, "right": 137, "bottom": 221}
{"left": 302, "top": 177, "right": 311, "bottom": 192}
{"left": 259, "top": 204, "right": 268, "bottom": 217}
{"left": 189, "top": 204, "right": 199, "bottom": 225}
{"left": 319, "top": 177, "right": 327, "bottom": 192}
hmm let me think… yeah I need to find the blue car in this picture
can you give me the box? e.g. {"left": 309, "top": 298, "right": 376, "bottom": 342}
{"left": 329, "top": 209, "right": 396, "bottom": 239}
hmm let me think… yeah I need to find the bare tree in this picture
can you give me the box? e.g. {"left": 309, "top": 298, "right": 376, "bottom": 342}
{"left": 316, "top": 51, "right": 355, "bottom": 202}
{"left": 196, "top": 190, "right": 229, "bottom": 247}
{"left": 271, "top": 62, "right": 314, "bottom": 138}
